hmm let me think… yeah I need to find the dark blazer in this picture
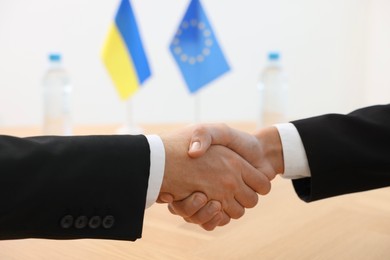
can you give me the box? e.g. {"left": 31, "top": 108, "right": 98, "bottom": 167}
{"left": 291, "top": 104, "right": 390, "bottom": 202}
{"left": 0, "top": 134, "right": 151, "bottom": 241}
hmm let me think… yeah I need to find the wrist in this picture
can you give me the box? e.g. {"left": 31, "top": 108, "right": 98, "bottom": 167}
{"left": 159, "top": 131, "right": 191, "bottom": 199}
{"left": 159, "top": 134, "right": 175, "bottom": 194}
{"left": 254, "top": 126, "right": 284, "bottom": 175}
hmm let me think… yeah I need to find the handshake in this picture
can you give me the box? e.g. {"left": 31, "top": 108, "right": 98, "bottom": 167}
{"left": 158, "top": 124, "right": 284, "bottom": 231}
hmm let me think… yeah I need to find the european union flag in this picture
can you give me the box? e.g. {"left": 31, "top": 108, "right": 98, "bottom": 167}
{"left": 169, "top": 0, "right": 230, "bottom": 93}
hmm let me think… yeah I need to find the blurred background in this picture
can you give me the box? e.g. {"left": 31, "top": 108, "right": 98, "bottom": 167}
{"left": 0, "top": 0, "right": 389, "bottom": 128}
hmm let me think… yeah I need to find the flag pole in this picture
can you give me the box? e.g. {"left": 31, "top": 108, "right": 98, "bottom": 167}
{"left": 117, "top": 99, "right": 143, "bottom": 134}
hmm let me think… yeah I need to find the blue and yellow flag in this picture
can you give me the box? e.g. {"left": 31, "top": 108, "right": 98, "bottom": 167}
{"left": 102, "top": 0, "right": 151, "bottom": 100}
{"left": 169, "top": 0, "right": 230, "bottom": 93}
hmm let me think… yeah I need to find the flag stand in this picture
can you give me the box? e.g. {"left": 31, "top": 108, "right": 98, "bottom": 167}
{"left": 194, "top": 94, "right": 201, "bottom": 123}
{"left": 116, "top": 99, "right": 143, "bottom": 135}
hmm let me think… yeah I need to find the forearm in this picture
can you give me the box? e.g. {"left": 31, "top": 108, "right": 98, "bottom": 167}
{"left": 0, "top": 135, "right": 150, "bottom": 240}
{"left": 292, "top": 104, "right": 390, "bottom": 201}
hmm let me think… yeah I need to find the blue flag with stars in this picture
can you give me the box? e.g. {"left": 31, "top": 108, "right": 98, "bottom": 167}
{"left": 169, "top": 0, "right": 230, "bottom": 93}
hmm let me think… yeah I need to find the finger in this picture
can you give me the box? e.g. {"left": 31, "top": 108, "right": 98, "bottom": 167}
{"left": 223, "top": 199, "right": 245, "bottom": 219}
{"left": 200, "top": 212, "right": 222, "bottom": 231}
{"left": 201, "top": 211, "right": 231, "bottom": 231}
{"left": 217, "top": 211, "right": 231, "bottom": 226}
{"left": 183, "top": 200, "right": 222, "bottom": 225}
{"left": 240, "top": 161, "right": 272, "bottom": 195}
{"left": 233, "top": 178, "right": 259, "bottom": 209}
{"left": 157, "top": 193, "right": 174, "bottom": 203}
{"left": 228, "top": 159, "right": 260, "bottom": 208}
{"left": 167, "top": 192, "right": 208, "bottom": 218}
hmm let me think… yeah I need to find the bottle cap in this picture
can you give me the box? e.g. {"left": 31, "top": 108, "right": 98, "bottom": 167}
{"left": 268, "top": 52, "right": 280, "bottom": 61}
{"left": 49, "top": 53, "right": 61, "bottom": 62}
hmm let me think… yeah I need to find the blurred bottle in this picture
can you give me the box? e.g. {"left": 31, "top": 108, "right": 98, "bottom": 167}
{"left": 257, "top": 52, "right": 288, "bottom": 128}
{"left": 42, "top": 53, "right": 72, "bottom": 135}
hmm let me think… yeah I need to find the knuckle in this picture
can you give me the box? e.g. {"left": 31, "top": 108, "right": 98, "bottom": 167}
{"left": 193, "top": 125, "right": 207, "bottom": 137}
{"left": 219, "top": 122, "right": 228, "bottom": 128}
{"left": 221, "top": 175, "right": 238, "bottom": 191}
{"left": 217, "top": 123, "right": 228, "bottom": 131}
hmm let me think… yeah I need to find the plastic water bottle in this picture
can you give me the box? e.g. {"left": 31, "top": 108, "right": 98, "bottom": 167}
{"left": 42, "top": 53, "right": 72, "bottom": 135}
{"left": 257, "top": 52, "right": 288, "bottom": 128}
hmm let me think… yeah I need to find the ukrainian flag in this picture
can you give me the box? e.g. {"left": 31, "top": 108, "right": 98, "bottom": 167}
{"left": 102, "top": 0, "right": 151, "bottom": 100}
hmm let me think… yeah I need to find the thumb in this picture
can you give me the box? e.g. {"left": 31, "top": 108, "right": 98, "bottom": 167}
{"left": 188, "top": 124, "right": 234, "bottom": 158}
{"left": 188, "top": 129, "right": 212, "bottom": 158}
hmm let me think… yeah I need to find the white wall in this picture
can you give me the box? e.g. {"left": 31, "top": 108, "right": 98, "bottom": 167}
{"left": 0, "top": 0, "right": 387, "bottom": 128}
{"left": 365, "top": 0, "right": 390, "bottom": 105}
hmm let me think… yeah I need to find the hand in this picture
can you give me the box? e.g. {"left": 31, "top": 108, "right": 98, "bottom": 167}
{"left": 166, "top": 124, "right": 284, "bottom": 230}
{"left": 188, "top": 124, "right": 284, "bottom": 180}
{"left": 159, "top": 125, "right": 272, "bottom": 219}
{"left": 166, "top": 192, "right": 230, "bottom": 231}
{"left": 159, "top": 192, "right": 229, "bottom": 231}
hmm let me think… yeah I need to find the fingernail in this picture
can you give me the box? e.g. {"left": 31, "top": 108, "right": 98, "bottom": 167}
{"left": 193, "top": 194, "right": 206, "bottom": 207}
{"left": 209, "top": 201, "right": 222, "bottom": 213}
{"left": 190, "top": 141, "right": 201, "bottom": 152}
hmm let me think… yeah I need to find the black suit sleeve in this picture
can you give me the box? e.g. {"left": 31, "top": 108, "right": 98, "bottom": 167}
{"left": 291, "top": 104, "right": 390, "bottom": 202}
{"left": 0, "top": 134, "right": 151, "bottom": 241}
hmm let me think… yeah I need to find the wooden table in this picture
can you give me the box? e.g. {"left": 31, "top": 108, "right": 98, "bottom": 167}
{"left": 0, "top": 123, "right": 389, "bottom": 260}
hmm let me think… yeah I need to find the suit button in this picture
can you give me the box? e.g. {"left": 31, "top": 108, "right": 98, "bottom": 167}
{"left": 74, "top": 216, "right": 88, "bottom": 229}
{"left": 102, "top": 215, "right": 115, "bottom": 229}
{"left": 88, "top": 216, "right": 102, "bottom": 229}
{"left": 60, "top": 215, "right": 74, "bottom": 229}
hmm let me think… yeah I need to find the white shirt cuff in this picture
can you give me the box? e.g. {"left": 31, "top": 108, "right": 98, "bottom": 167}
{"left": 144, "top": 135, "right": 165, "bottom": 208}
{"left": 274, "top": 123, "right": 311, "bottom": 179}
